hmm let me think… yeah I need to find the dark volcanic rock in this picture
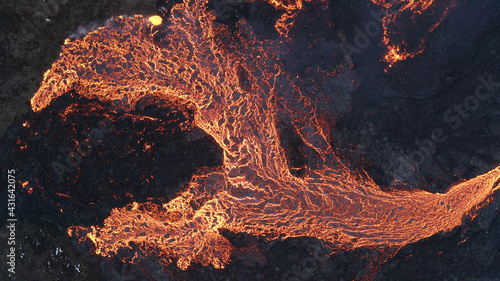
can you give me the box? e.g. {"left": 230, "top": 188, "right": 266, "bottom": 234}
{"left": 0, "top": 90, "right": 223, "bottom": 228}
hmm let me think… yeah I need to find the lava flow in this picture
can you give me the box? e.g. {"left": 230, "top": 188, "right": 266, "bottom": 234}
{"left": 30, "top": 0, "right": 499, "bottom": 275}
{"left": 371, "top": 0, "right": 458, "bottom": 69}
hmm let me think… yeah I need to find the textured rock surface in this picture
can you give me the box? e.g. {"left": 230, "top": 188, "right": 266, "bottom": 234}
{"left": 1, "top": 0, "right": 500, "bottom": 280}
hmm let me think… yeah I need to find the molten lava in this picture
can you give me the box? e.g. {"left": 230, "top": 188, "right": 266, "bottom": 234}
{"left": 371, "top": 0, "right": 458, "bottom": 69}
{"left": 30, "top": 0, "right": 499, "bottom": 274}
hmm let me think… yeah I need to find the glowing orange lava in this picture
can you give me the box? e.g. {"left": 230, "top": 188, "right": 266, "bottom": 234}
{"left": 31, "top": 0, "right": 499, "bottom": 274}
{"left": 371, "top": 0, "right": 458, "bottom": 69}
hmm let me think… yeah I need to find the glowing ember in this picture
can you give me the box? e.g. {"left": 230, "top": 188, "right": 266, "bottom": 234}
{"left": 30, "top": 0, "right": 499, "bottom": 275}
{"left": 149, "top": 15, "right": 163, "bottom": 26}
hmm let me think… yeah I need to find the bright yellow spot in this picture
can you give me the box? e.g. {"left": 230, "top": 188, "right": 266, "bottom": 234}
{"left": 149, "top": 15, "right": 163, "bottom": 26}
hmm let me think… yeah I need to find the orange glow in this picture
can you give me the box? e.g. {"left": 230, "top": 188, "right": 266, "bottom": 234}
{"left": 371, "top": 0, "right": 458, "bottom": 69}
{"left": 384, "top": 44, "right": 425, "bottom": 71}
{"left": 266, "top": 0, "right": 304, "bottom": 11}
{"left": 56, "top": 192, "right": 72, "bottom": 199}
{"left": 30, "top": 0, "right": 499, "bottom": 274}
{"left": 21, "top": 181, "right": 29, "bottom": 188}
{"left": 275, "top": 12, "right": 296, "bottom": 37}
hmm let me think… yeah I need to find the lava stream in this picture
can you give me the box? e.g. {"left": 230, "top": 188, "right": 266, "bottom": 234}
{"left": 30, "top": 0, "right": 500, "bottom": 272}
{"left": 371, "top": 0, "right": 458, "bottom": 69}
